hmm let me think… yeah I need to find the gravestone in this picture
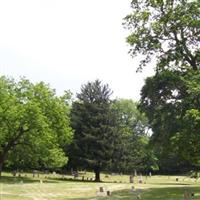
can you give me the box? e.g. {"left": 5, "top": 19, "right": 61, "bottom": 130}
{"left": 184, "top": 190, "right": 190, "bottom": 200}
{"left": 134, "top": 170, "right": 137, "bottom": 177}
{"left": 12, "top": 170, "right": 17, "bottom": 177}
{"left": 73, "top": 171, "right": 78, "bottom": 179}
{"left": 138, "top": 174, "right": 143, "bottom": 184}
{"left": 131, "top": 186, "right": 135, "bottom": 192}
{"left": 130, "top": 175, "right": 134, "bottom": 183}
{"left": 53, "top": 171, "right": 56, "bottom": 176}
{"left": 176, "top": 178, "right": 179, "bottom": 182}
{"left": 149, "top": 172, "right": 152, "bottom": 177}
{"left": 107, "top": 191, "right": 111, "bottom": 196}
{"left": 82, "top": 176, "right": 85, "bottom": 181}
{"left": 99, "top": 187, "right": 104, "bottom": 192}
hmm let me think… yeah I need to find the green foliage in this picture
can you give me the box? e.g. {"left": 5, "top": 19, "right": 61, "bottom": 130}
{"left": 0, "top": 76, "right": 73, "bottom": 171}
{"left": 69, "top": 80, "right": 116, "bottom": 181}
{"left": 140, "top": 70, "right": 200, "bottom": 167}
{"left": 124, "top": 0, "right": 200, "bottom": 170}
{"left": 124, "top": 0, "right": 200, "bottom": 71}
{"left": 109, "top": 99, "right": 157, "bottom": 172}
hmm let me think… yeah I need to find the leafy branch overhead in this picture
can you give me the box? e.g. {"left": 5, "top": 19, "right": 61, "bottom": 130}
{"left": 124, "top": 0, "right": 200, "bottom": 71}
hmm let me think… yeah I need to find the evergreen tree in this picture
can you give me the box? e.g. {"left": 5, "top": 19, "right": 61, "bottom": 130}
{"left": 69, "top": 80, "right": 116, "bottom": 182}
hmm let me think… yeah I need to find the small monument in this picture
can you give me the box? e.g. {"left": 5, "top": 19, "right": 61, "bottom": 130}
{"left": 131, "top": 186, "right": 135, "bottom": 192}
{"left": 99, "top": 187, "right": 104, "bottom": 192}
{"left": 130, "top": 175, "right": 134, "bottom": 183}
{"left": 134, "top": 169, "right": 137, "bottom": 177}
{"left": 149, "top": 172, "right": 152, "bottom": 177}
{"left": 138, "top": 174, "right": 143, "bottom": 184}
{"left": 184, "top": 190, "right": 190, "bottom": 200}
{"left": 107, "top": 191, "right": 111, "bottom": 196}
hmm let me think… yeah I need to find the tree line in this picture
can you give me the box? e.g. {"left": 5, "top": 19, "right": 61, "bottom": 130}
{"left": 0, "top": 0, "right": 199, "bottom": 181}
{"left": 0, "top": 77, "right": 155, "bottom": 181}
{"left": 124, "top": 0, "right": 200, "bottom": 173}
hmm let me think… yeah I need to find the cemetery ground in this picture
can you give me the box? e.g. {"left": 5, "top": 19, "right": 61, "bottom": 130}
{"left": 0, "top": 172, "right": 200, "bottom": 200}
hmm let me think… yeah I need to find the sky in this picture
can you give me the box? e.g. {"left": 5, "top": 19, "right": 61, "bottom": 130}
{"left": 0, "top": 0, "right": 154, "bottom": 100}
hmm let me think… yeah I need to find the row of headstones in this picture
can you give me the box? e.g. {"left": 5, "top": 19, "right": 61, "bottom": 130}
{"left": 129, "top": 172, "right": 152, "bottom": 184}
{"left": 97, "top": 187, "right": 111, "bottom": 197}
{"left": 11, "top": 170, "right": 57, "bottom": 178}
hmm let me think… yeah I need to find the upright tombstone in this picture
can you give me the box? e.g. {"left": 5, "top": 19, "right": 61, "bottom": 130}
{"left": 73, "top": 171, "right": 78, "bottom": 179}
{"left": 12, "top": 170, "right": 17, "bottom": 177}
{"left": 184, "top": 190, "right": 190, "bottom": 200}
{"left": 134, "top": 170, "right": 137, "bottom": 177}
{"left": 138, "top": 174, "right": 143, "bottom": 184}
{"left": 62, "top": 174, "right": 65, "bottom": 179}
{"left": 131, "top": 186, "right": 135, "bottom": 192}
{"left": 107, "top": 191, "right": 111, "bottom": 196}
{"left": 149, "top": 172, "right": 152, "bottom": 177}
{"left": 99, "top": 187, "right": 104, "bottom": 192}
{"left": 32, "top": 170, "right": 36, "bottom": 178}
{"left": 130, "top": 175, "right": 134, "bottom": 183}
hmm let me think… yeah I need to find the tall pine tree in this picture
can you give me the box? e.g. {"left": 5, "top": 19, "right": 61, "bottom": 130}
{"left": 69, "top": 80, "right": 116, "bottom": 182}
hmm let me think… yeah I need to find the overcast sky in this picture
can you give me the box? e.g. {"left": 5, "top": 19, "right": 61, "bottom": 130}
{"left": 0, "top": 0, "right": 154, "bottom": 100}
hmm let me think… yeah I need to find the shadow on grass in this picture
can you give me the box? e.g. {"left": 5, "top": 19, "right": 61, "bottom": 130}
{"left": 149, "top": 182, "right": 190, "bottom": 186}
{"left": 48, "top": 177, "right": 115, "bottom": 184}
{"left": 69, "top": 186, "right": 200, "bottom": 200}
{"left": 0, "top": 175, "right": 112, "bottom": 184}
{"left": 0, "top": 175, "right": 58, "bottom": 184}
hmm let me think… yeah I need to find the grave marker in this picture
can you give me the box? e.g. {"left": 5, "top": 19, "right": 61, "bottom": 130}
{"left": 107, "top": 191, "right": 111, "bottom": 196}
{"left": 134, "top": 170, "right": 137, "bottom": 177}
{"left": 184, "top": 190, "right": 190, "bottom": 200}
{"left": 99, "top": 187, "right": 104, "bottom": 192}
{"left": 130, "top": 175, "right": 134, "bottom": 183}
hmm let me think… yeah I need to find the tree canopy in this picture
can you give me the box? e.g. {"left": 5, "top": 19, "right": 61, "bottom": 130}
{"left": 69, "top": 80, "right": 118, "bottom": 181}
{"left": 124, "top": 0, "right": 200, "bottom": 71}
{"left": 109, "top": 99, "right": 157, "bottom": 173}
{"left": 0, "top": 76, "right": 73, "bottom": 174}
{"left": 125, "top": 0, "right": 200, "bottom": 169}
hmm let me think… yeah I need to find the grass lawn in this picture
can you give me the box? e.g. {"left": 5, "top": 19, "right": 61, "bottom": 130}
{"left": 0, "top": 172, "right": 200, "bottom": 199}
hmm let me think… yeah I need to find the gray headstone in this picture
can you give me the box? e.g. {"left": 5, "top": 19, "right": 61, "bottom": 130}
{"left": 107, "top": 191, "right": 111, "bottom": 196}
{"left": 99, "top": 187, "right": 104, "bottom": 192}
{"left": 130, "top": 175, "right": 134, "bottom": 183}
{"left": 134, "top": 170, "right": 137, "bottom": 177}
{"left": 184, "top": 190, "right": 190, "bottom": 200}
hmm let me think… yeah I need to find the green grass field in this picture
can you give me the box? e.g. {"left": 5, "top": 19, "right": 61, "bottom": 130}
{"left": 0, "top": 172, "right": 200, "bottom": 199}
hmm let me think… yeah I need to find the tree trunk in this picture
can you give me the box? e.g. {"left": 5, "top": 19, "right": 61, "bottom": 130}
{"left": 94, "top": 166, "right": 101, "bottom": 182}
{"left": 0, "top": 154, "right": 6, "bottom": 177}
{"left": 0, "top": 151, "right": 9, "bottom": 177}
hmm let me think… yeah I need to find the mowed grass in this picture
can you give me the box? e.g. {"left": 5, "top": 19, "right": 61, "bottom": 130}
{"left": 0, "top": 172, "right": 200, "bottom": 200}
